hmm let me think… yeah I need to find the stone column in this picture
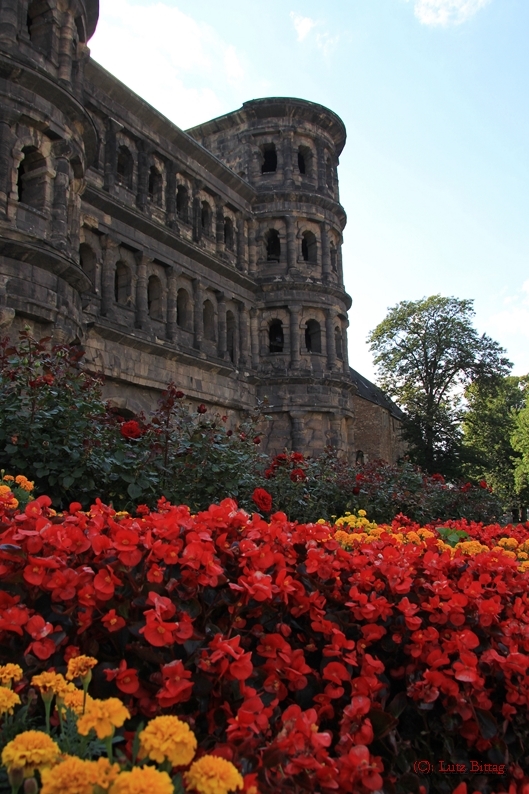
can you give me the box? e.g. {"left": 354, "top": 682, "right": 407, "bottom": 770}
{"left": 166, "top": 268, "right": 178, "bottom": 341}
{"left": 249, "top": 307, "right": 259, "bottom": 369}
{"left": 101, "top": 236, "right": 120, "bottom": 316}
{"left": 135, "top": 252, "right": 149, "bottom": 329}
{"left": 290, "top": 412, "right": 305, "bottom": 451}
{"left": 136, "top": 144, "right": 150, "bottom": 212}
{"left": 283, "top": 133, "right": 294, "bottom": 189}
{"left": 337, "top": 241, "right": 344, "bottom": 282}
{"left": 289, "top": 304, "right": 301, "bottom": 370}
{"left": 342, "top": 319, "right": 350, "bottom": 375}
{"left": 316, "top": 139, "right": 326, "bottom": 193}
{"left": 215, "top": 198, "right": 224, "bottom": 256}
{"left": 103, "top": 119, "right": 122, "bottom": 193}
{"left": 321, "top": 222, "right": 331, "bottom": 282}
{"left": 217, "top": 293, "right": 227, "bottom": 359}
{"left": 286, "top": 215, "right": 297, "bottom": 274}
{"left": 329, "top": 414, "right": 342, "bottom": 450}
{"left": 0, "top": 110, "right": 17, "bottom": 218}
{"left": 51, "top": 141, "right": 72, "bottom": 247}
{"left": 166, "top": 165, "right": 177, "bottom": 230}
{"left": 237, "top": 216, "right": 247, "bottom": 273}
{"left": 0, "top": 0, "right": 19, "bottom": 43}
{"left": 325, "top": 308, "right": 336, "bottom": 371}
{"left": 247, "top": 219, "right": 257, "bottom": 276}
{"left": 193, "top": 279, "right": 203, "bottom": 349}
{"left": 58, "top": 10, "right": 75, "bottom": 84}
{"left": 192, "top": 181, "right": 202, "bottom": 243}
{"left": 239, "top": 302, "right": 250, "bottom": 368}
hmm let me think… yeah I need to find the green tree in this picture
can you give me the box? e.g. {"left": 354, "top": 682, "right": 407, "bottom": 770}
{"left": 462, "top": 376, "right": 528, "bottom": 518}
{"left": 368, "top": 295, "right": 511, "bottom": 476}
{"left": 512, "top": 398, "right": 529, "bottom": 519}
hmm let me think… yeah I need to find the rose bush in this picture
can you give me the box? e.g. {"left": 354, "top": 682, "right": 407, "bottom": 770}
{"left": 0, "top": 486, "right": 528, "bottom": 793}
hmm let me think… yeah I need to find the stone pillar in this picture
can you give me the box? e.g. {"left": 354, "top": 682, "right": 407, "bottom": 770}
{"left": 193, "top": 279, "right": 203, "bottom": 349}
{"left": 51, "top": 141, "right": 72, "bottom": 246}
{"left": 337, "top": 241, "right": 344, "bottom": 282}
{"left": 166, "top": 268, "right": 178, "bottom": 341}
{"left": 0, "top": 0, "right": 19, "bottom": 43}
{"left": 249, "top": 146, "right": 261, "bottom": 182}
{"left": 237, "top": 216, "right": 247, "bottom": 273}
{"left": 329, "top": 414, "right": 342, "bottom": 450}
{"left": 316, "top": 139, "right": 326, "bottom": 192}
{"left": 135, "top": 252, "right": 149, "bottom": 330}
{"left": 325, "top": 308, "right": 336, "bottom": 371}
{"left": 74, "top": 42, "right": 90, "bottom": 95}
{"left": 0, "top": 111, "right": 17, "bottom": 218}
{"left": 286, "top": 215, "right": 297, "bottom": 275}
{"left": 249, "top": 307, "right": 259, "bottom": 369}
{"left": 283, "top": 133, "right": 293, "bottom": 189}
{"left": 166, "top": 165, "right": 177, "bottom": 230}
{"left": 192, "top": 181, "right": 202, "bottom": 243}
{"left": 103, "top": 119, "right": 122, "bottom": 193}
{"left": 217, "top": 293, "right": 227, "bottom": 359}
{"left": 58, "top": 10, "right": 75, "bottom": 84}
{"left": 215, "top": 198, "right": 224, "bottom": 256}
{"left": 101, "top": 236, "right": 120, "bottom": 316}
{"left": 321, "top": 222, "right": 331, "bottom": 282}
{"left": 342, "top": 319, "right": 350, "bottom": 375}
{"left": 136, "top": 144, "right": 149, "bottom": 212}
{"left": 248, "top": 219, "right": 257, "bottom": 276}
{"left": 239, "top": 302, "right": 250, "bottom": 368}
{"left": 289, "top": 304, "right": 301, "bottom": 370}
{"left": 290, "top": 412, "right": 305, "bottom": 452}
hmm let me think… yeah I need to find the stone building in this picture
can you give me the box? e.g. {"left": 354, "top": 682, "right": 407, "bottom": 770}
{"left": 0, "top": 0, "right": 405, "bottom": 462}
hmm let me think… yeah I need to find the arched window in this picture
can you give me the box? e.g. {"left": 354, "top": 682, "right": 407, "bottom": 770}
{"left": 305, "top": 320, "right": 321, "bottom": 353}
{"left": 17, "top": 146, "right": 47, "bottom": 209}
{"left": 114, "top": 262, "right": 131, "bottom": 305}
{"left": 269, "top": 319, "right": 284, "bottom": 353}
{"left": 148, "top": 166, "right": 163, "bottom": 206}
{"left": 224, "top": 217, "right": 235, "bottom": 251}
{"left": 226, "top": 310, "right": 236, "bottom": 363}
{"left": 176, "top": 185, "right": 189, "bottom": 222}
{"left": 335, "top": 326, "right": 343, "bottom": 360}
{"left": 301, "top": 231, "right": 317, "bottom": 263}
{"left": 148, "top": 275, "right": 163, "bottom": 320}
{"left": 201, "top": 201, "right": 212, "bottom": 235}
{"left": 203, "top": 299, "right": 215, "bottom": 341}
{"left": 298, "top": 145, "right": 312, "bottom": 177}
{"left": 27, "top": 1, "right": 54, "bottom": 58}
{"left": 330, "top": 245, "right": 337, "bottom": 272}
{"left": 326, "top": 157, "right": 333, "bottom": 189}
{"left": 79, "top": 243, "right": 97, "bottom": 288}
{"left": 176, "top": 288, "right": 190, "bottom": 329}
{"left": 265, "top": 229, "right": 280, "bottom": 261}
{"left": 116, "top": 146, "right": 134, "bottom": 189}
{"left": 261, "top": 143, "right": 277, "bottom": 174}
{"left": 356, "top": 450, "right": 365, "bottom": 465}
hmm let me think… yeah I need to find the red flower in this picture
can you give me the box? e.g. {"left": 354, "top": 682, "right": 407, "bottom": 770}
{"left": 290, "top": 468, "right": 306, "bottom": 482}
{"left": 252, "top": 488, "right": 273, "bottom": 513}
{"left": 197, "top": 404, "right": 207, "bottom": 414}
{"left": 101, "top": 609, "right": 126, "bottom": 633}
{"left": 104, "top": 660, "right": 140, "bottom": 695}
{"left": 120, "top": 420, "right": 142, "bottom": 439}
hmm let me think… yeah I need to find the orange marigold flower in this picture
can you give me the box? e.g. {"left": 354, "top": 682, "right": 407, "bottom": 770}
{"left": 109, "top": 765, "right": 174, "bottom": 794}
{"left": 76, "top": 697, "right": 130, "bottom": 739}
{"left": 139, "top": 715, "right": 197, "bottom": 767}
{"left": 66, "top": 655, "right": 98, "bottom": 681}
{"left": 0, "top": 663, "right": 23, "bottom": 686}
{"left": 1, "top": 731, "right": 60, "bottom": 777}
{"left": 59, "top": 688, "right": 93, "bottom": 716}
{"left": 0, "top": 685, "right": 20, "bottom": 716}
{"left": 31, "top": 672, "right": 69, "bottom": 698}
{"left": 184, "top": 755, "right": 244, "bottom": 794}
{"left": 40, "top": 755, "right": 120, "bottom": 794}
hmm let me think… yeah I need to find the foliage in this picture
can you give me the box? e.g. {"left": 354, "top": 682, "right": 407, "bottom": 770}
{"left": 512, "top": 399, "right": 529, "bottom": 510}
{"left": 462, "top": 376, "right": 529, "bottom": 516}
{"left": 1, "top": 492, "right": 529, "bottom": 793}
{"left": 368, "top": 295, "right": 512, "bottom": 477}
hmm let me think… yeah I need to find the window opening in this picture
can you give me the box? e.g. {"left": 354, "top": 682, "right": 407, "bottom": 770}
{"left": 148, "top": 166, "right": 162, "bottom": 206}
{"left": 116, "top": 146, "right": 133, "bottom": 189}
{"left": 148, "top": 275, "right": 163, "bottom": 320}
{"left": 227, "top": 311, "right": 236, "bottom": 363}
{"left": 266, "top": 229, "right": 280, "bottom": 261}
{"left": 269, "top": 320, "right": 284, "bottom": 353}
{"left": 335, "top": 326, "right": 343, "bottom": 360}
{"left": 203, "top": 299, "right": 215, "bottom": 341}
{"left": 301, "top": 231, "right": 317, "bottom": 263}
{"left": 79, "top": 244, "right": 96, "bottom": 288}
{"left": 176, "top": 289, "right": 190, "bottom": 329}
{"left": 114, "top": 262, "right": 131, "bottom": 305}
{"left": 261, "top": 143, "right": 277, "bottom": 174}
{"left": 305, "top": 320, "right": 321, "bottom": 353}
{"left": 17, "top": 147, "right": 46, "bottom": 208}
{"left": 224, "top": 217, "right": 235, "bottom": 251}
{"left": 201, "top": 201, "right": 212, "bottom": 234}
{"left": 176, "top": 185, "right": 188, "bottom": 222}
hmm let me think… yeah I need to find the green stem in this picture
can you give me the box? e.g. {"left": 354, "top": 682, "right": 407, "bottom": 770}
{"left": 105, "top": 732, "right": 114, "bottom": 763}
{"left": 44, "top": 697, "right": 52, "bottom": 735}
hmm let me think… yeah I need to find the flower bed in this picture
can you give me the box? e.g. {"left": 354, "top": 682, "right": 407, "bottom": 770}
{"left": 1, "top": 487, "right": 529, "bottom": 793}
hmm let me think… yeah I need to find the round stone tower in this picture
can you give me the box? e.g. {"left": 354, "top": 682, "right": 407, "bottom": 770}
{"left": 0, "top": 0, "right": 99, "bottom": 341}
{"left": 188, "top": 98, "right": 355, "bottom": 456}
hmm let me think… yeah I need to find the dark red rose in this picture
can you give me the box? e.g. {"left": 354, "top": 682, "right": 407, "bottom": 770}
{"left": 252, "top": 487, "right": 273, "bottom": 513}
{"left": 175, "top": 391, "right": 185, "bottom": 399}
{"left": 290, "top": 468, "right": 306, "bottom": 482}
{"left": 120, "top": 420, "right": 142, "bottom": 439}
{"left": 197, "top": 404, "right": 207, "bottom": 414}
{"left": 253, "top": 436, "right": 261, "bottom": 444}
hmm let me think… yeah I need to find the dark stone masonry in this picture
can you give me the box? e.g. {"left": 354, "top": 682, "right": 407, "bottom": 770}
{"left": 0, "top": 0, "right": 404, "bottom": 462}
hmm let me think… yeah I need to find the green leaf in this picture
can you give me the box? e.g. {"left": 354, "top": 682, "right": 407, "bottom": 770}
{"left": 127, "top": 482, "right": 143, "bottom": 499}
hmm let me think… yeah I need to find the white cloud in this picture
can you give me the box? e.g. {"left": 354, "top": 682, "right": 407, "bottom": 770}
{"left": 290, "top": 11, "right": 316, "bottom": 41}
{"left": 488, "top": 280, "right": 529, "bottom": 375}
{"left": 316, "top": 32, "right": 339, "bottom": 58}
{"left": 410, "top": 0, "right": 492, "bottom": 26}
{"left": 88, "top": 0, "right": 247, "bottom": 129}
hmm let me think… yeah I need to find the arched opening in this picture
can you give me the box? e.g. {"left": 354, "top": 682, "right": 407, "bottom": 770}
{"left": 226, "top": 310, "right": 236, "bottom": 363}
{"left": 305, "top": 320, "right": 321, "bottom": 353}
{"left": 17, "top": 147, "right": 47, "bottom": 209}
{"left": 148, "top": 275, "right": 163, "bottom": 320}
{"left": 148, "top": 166, "right": 163, "bottom": 206}
{"left": 114, "top": 262, "right": 131, "bottom": 305}
{"left": 201, "top": 201, "right": 212, "bottom": 235}
{"left": 27, "top": 1, "right": 54, "bottom": 58}
{"left": 203, "top": 300, "right": 215, "bottom": 341}
{"left": 79, "top": 243, "right": 97, "bottom": 288}
{"left": 335, "top": 326, "right": 343, "bottom": 360}
{"left": 116, "top": 146, "right": 134, "bottom": 189}
{"left": 261, "top": 143, "right": 277, "bottom": 174}
{"left": 224, "top": 217, "right": 235, "bottom": 251}
{"left": 330, "top": 245, "right": 337, "bottom": 272}
{"left": 176, "top": 185, "right": 188, "bottom": 222}
{"left": 176, "top": 288, "right": 190, "bottom": 329}
{"left": 326, "top": 157, "right": 333, "bottom": 189}
{"left": 265, "top": 229, "right": 281, "bottom": 261}
{"left": 356, "top": 450, "right": 365, "bottom": 465}
{"left": 269, "top": 319, "right": 284, "bottom": 353}
{"left": 301, "top": 231, "right": 317, "bottom": 263}
{"left": 298, "top": 145, "right": 312, "bottom": 177}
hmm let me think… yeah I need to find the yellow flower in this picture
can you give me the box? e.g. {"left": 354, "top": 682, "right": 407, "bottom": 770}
{"left": 498, "top": 537, "right": 518, "bottom": 550}
{"left": 517, "top": 551, "right": 528, "bottom": 561}
{"left": 59, "top": 688, "right": 93, "bottom": 716}
{"left": 1, "top": 731, "right": 60, "bottom": 777}
{"left": 139, "top": 714, "right": 197, "bottom": 767}
{"left": 0, "top": 663, "right": 23, "bottom": 686}
{"left": 40, "top": 755, "right": 120, "bottom": 794}
{"left": 0, "top": 484, "right": 11, "bottom": 495}
{"left": 77, "top": 697, "right": 130, "bottom": 739}
{"left": 0, "top": 685, "right": 20, "bottom": 715}
{"left": 518, "top": 560, "right": 529, "bottom": 573}
{"left": 455, "top": 540, "right": 490, "bottom": 556}
{"left": 185, "top": 755, "right": 244, "bottom": 794}
{"left": 66, "top": 655, "right": 98, "bottom": 681}
{"left": 32, "top": 672, "right": 70, "bottom": 698}
{"left": 2, "top": 474, "right": 14, "bottom": 481}
{"left": 109, "top": 766, "right": 174, "bottom": 794}
{"left": 357, "top": 509, "right": 367, "bottom": 517}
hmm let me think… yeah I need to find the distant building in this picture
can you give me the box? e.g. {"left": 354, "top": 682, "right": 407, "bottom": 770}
{"left": 0, "top": 0, "right": 405, "bottom": 462}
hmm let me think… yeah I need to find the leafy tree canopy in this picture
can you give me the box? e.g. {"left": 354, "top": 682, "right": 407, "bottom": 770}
{"left": 368, "top": 295, "right": 512, "bottom": 476}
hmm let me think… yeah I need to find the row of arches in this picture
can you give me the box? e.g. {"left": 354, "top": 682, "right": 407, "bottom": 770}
{"left": 264, "top": 228, "right": 338, "bottom": 270}
{"left": 268, "top": 319, "right": 343, "bottom": 359}
{"left": 259, "top": 141, "right": 334, "bottom": 190}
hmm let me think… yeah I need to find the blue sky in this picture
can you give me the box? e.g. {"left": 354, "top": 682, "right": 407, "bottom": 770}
{"left": 89, "top": 0, "right": 529, "bottom": 383}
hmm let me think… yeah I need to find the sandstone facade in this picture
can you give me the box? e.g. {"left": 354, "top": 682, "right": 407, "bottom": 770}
{"left": 0, "top": 0, "right": 405, "bottom": 462}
